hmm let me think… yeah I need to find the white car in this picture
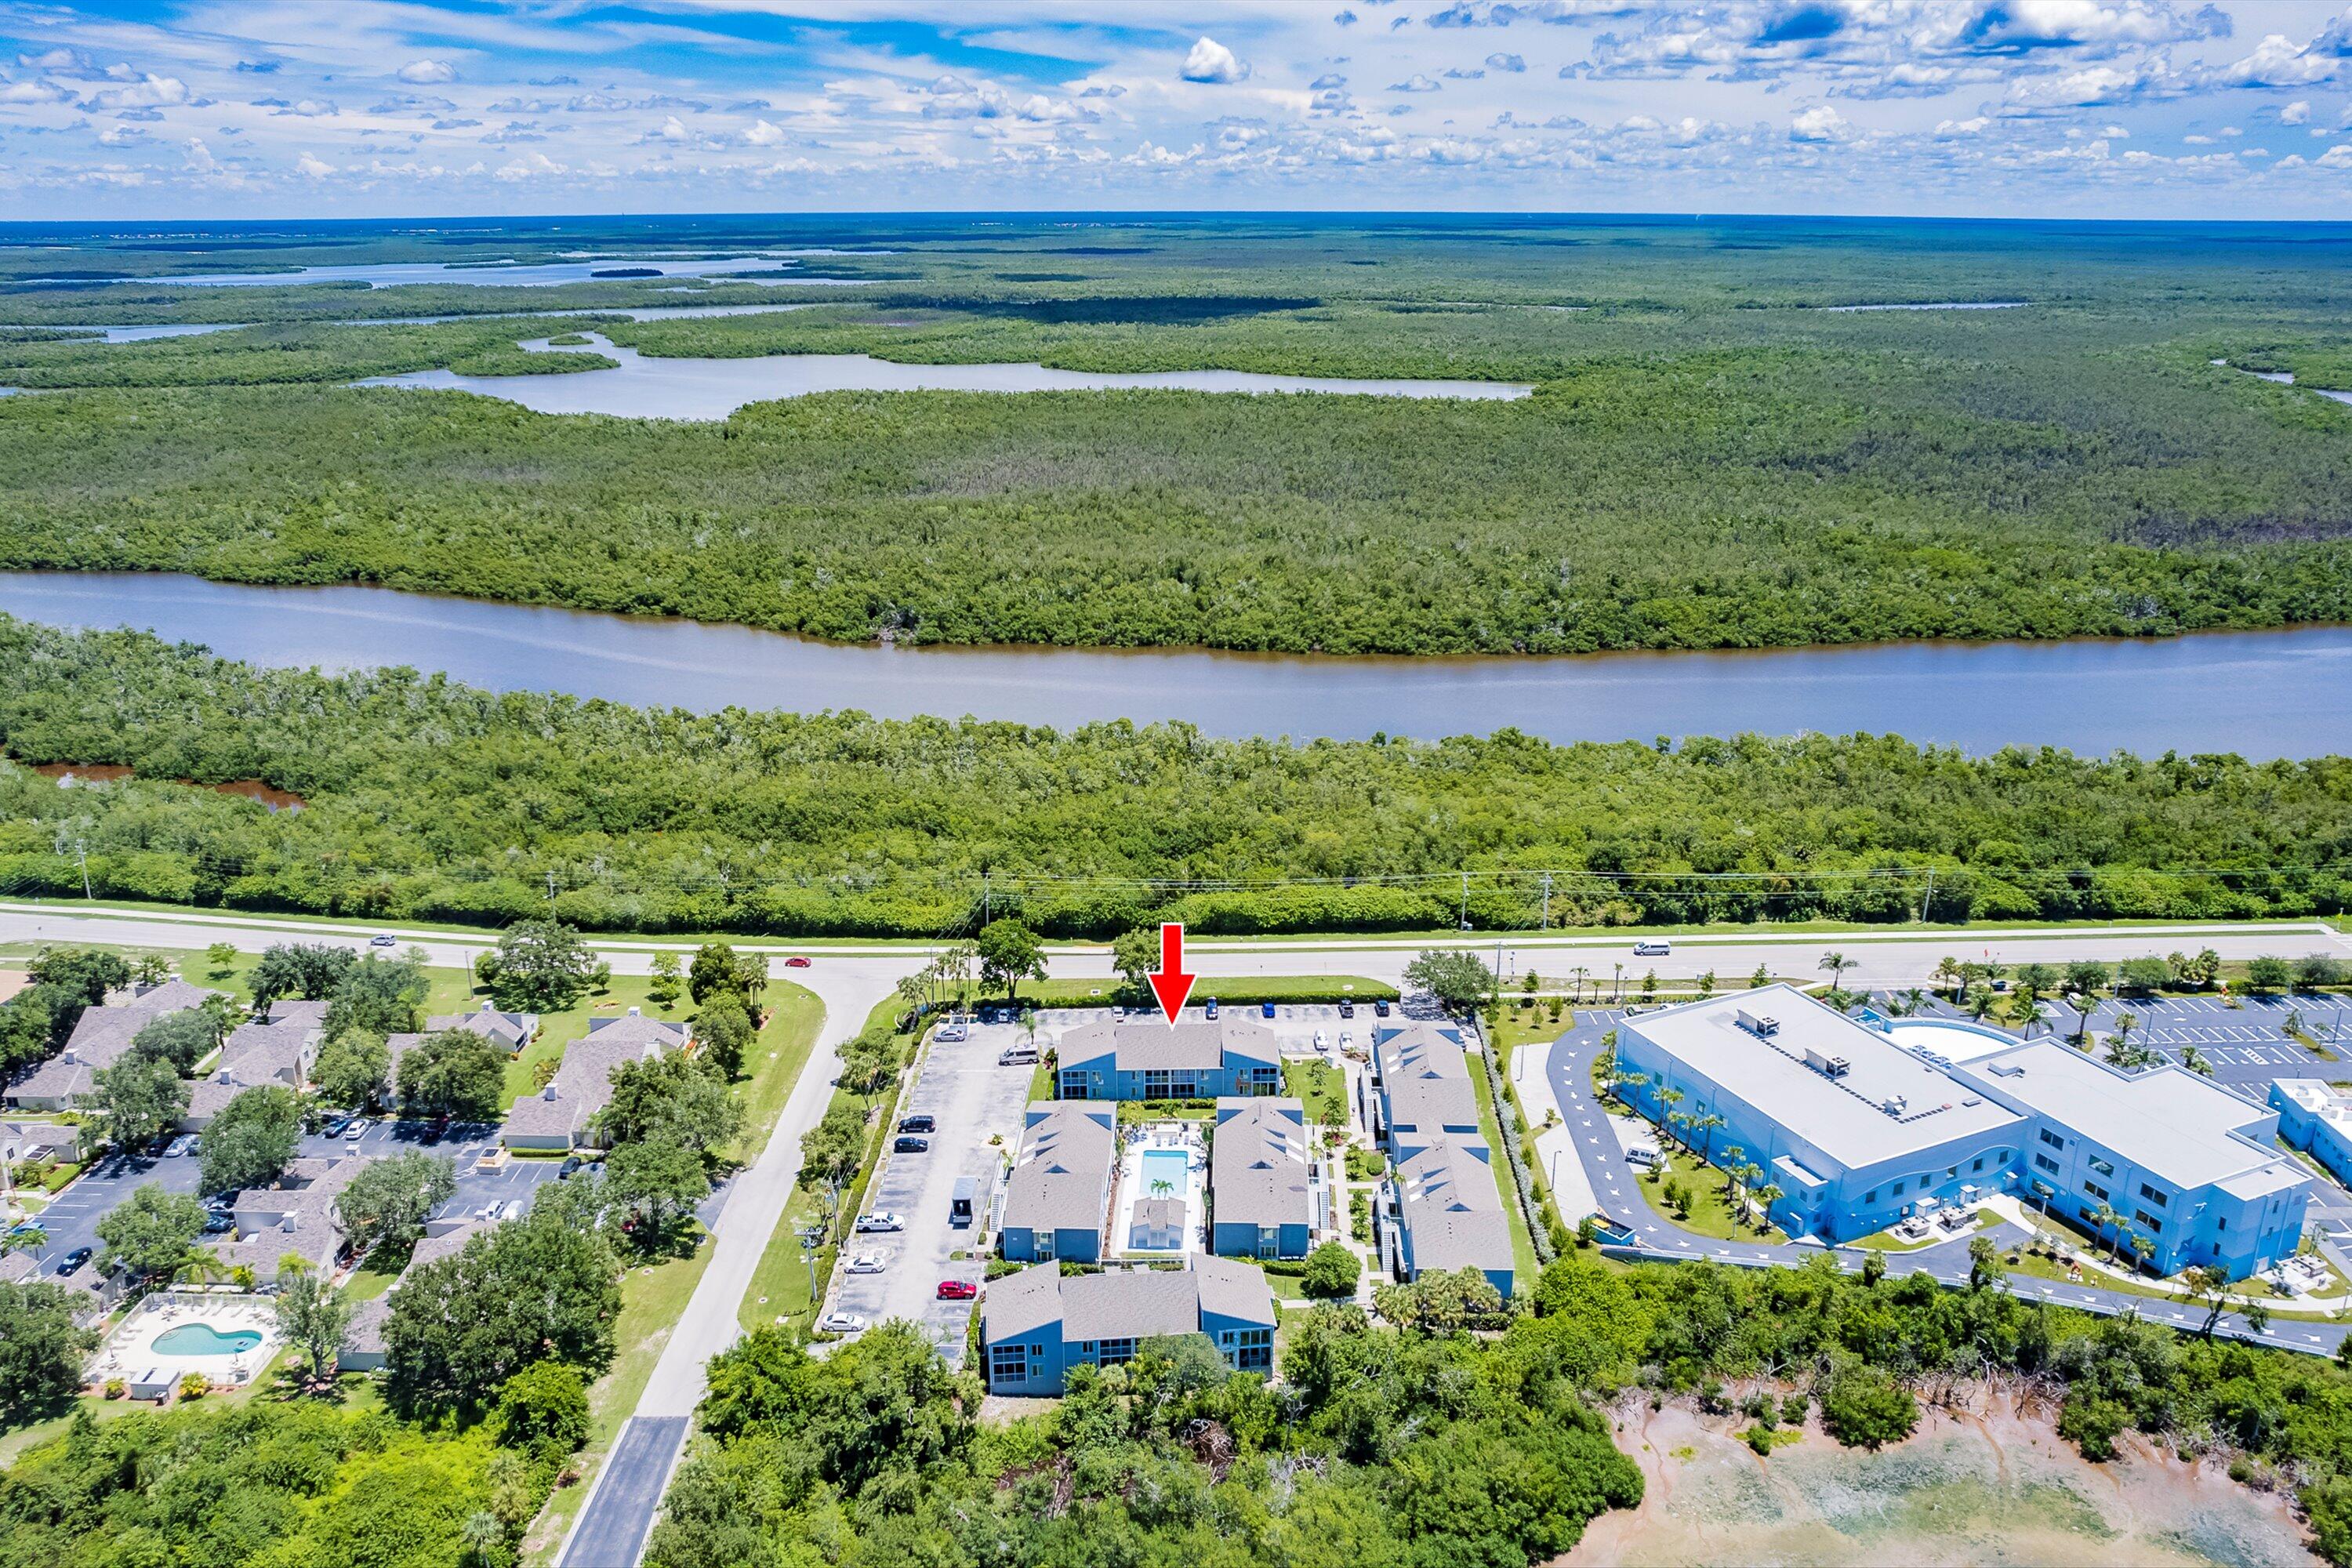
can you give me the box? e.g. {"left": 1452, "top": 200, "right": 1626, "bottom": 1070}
{"left": 854, "top": 1212, "right": 904, "bottom": 1233}
{"left": 164, "top": 1135, "right": 192, "bottom": 1158}
{"left": 1338, "top": 1032, "right": 1353, "bottom": 1055}
{"left": 1312, "top": 1031, "right": 1330, "bottom": 1054}
{"left": 818, "top": 1311, "right": 867, "bottom": 1335}
{"left": 846, "top": 1251, "right": 886, "bottom": 1274}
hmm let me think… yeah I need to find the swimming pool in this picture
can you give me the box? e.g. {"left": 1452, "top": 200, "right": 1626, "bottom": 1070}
{"left": 1139, "top": 1149, "right": 1189, "bottom": 1198}
{"left": 151, "top": 1324, "right": 264, "bottom": 1356}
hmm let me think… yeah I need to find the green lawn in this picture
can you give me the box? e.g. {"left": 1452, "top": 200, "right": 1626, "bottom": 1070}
{"left": 1283, "top": 1059, "right": 1348, "bottom": 1129}
{"left": 1853, "top": 1208, "right": 1997, "bottom": 1251}
{"left": 737, "top": 995, "right": 919, "bottom": 1337}
{"left": 524, "top": 1241, "right": 714, "bottom": 1566}
{"left": 1639, "top": 1154, "right": 1789, "bottom": 1245}
{"left": 1465, "top": 1051, "right": 1541, "bottom": 1287}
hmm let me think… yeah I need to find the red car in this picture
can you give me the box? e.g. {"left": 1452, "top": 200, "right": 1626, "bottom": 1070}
{"left": 935, "top": 1279, "right": 978, "bottom": 1300}
{"left": 783, "top": 956, "right": 812, "bottom": 969}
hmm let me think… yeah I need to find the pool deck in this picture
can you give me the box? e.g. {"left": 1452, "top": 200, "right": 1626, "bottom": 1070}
{"left": 1115, "top": 1124, "right": 1207, "bottom": 1257}
{"left": 90, "top": 1291, "right": 282, "bottom": 1395}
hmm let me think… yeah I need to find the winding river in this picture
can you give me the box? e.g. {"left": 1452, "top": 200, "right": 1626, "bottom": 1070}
{"left": 2, "top": 572, "right": 2347, "bottom": 757}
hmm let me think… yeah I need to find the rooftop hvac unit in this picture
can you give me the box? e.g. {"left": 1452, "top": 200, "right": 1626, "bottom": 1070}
{"left": 1736, "top": 1008, "right": 1781, "bottom": 1037}
{"left": 1881, "top": 1094, "right": 1907, "bottom": 1116}
{"left": 1802, "top": 1046, "right": 1850, "bottom": 1077}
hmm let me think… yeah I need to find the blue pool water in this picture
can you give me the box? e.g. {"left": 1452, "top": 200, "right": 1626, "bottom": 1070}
{"left": 1139, "top": 1149, "right": 1189, "bottom": 1196}
{"left": 152, "top": 1323, "right": 263, "bottom": 1356}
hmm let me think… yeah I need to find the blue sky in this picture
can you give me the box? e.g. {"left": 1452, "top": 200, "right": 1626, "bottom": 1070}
{"left": 5, "top": 1, "right": 2352, "bottom": 218}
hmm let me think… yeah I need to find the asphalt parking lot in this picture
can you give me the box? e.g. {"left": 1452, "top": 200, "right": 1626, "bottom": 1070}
{"left": 828, "top": 1019, "right": 1033, "bottom": 1362}
{"left": 21, "top": 1146, "right": 205, "bottom": 1280}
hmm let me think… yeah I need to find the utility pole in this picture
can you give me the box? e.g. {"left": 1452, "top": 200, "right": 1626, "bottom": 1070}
{"left": 984, "top": 874, "right": 992, "bottom": 922}
{"left": 74, "top": 838, "right": 90, "bottom": 900}
{"left": 1920, "top": 867, "right": 1936, "bottom": 924}
{"left": 1539, "top": 872, "right": 1552, "bottom": 931}
{"left": 1459, "top": 871, "right": 1468, "bottom": 932}
{"left": 546, "top": 870, "right": 557, "bottom": 907}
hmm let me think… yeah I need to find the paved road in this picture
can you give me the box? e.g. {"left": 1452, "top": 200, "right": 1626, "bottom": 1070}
{"left": 557, "top": 953, "right": 891, "bottom": 1567}
{"left": 4, "top": 901, "right": 2346, "bottom": 997}
{"left": 557, "top": 1416, "right": 688, "bottom": 1568}
{"left": 1543, "top": 1018, "right": 2352, "bottom": 1358}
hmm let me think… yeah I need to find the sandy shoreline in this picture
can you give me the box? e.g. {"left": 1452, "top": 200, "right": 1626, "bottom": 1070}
{"left": 1563, "top": 1388, "right": 2318, "bottom": 1568}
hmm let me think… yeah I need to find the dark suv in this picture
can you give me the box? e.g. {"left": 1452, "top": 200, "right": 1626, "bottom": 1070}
{"left": 898, "top": 1114, "right": 936, "bottom": 1134}
{"left": 893, "top": 1135, "right": 931, "bottom": 1154}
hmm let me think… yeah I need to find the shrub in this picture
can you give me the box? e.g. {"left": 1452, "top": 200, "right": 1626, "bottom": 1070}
{"left": 176, "top": 1371, "right": 209, "bottom": 1401}
{"left": 1820, "top": 1367, "right": 1918, "bottom": 1450}
{"left": 1301, "top": 1241, "right": 1361, "bottom": 1299}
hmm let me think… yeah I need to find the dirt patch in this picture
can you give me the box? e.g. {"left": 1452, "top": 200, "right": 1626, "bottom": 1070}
{"left": 1564, "top": 1391, "right": 2316, "bottom": 1568}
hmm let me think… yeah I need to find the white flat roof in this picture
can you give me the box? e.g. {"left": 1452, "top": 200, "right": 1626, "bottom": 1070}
{"left": 1961, "top": 1042, "right": 2305, "bottom": 1197}
{"left": 1623, "top": 985, "right": 2022, "bottom": 1171}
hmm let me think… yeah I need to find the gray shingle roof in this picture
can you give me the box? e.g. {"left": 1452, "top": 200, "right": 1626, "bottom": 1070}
{"left": 1377, "top": 1025, "right": 1482, "bottom": 1135}
{"left": 426, "top": 1007, "right": 535, "bottom": 1051}
{"left": 213, "top": 1021, "right": 312, "bottom": 1087}
{"left": 263, "top": 998, "right": 331, "bottom": 1028}
{"left": 1003, "top": 1105, "right": 1115, "bottom": 1236}
{"left": 1210, "top": 1098, "right": 1312, "bottom": 1232}
{"left": 1062, "top": 1268, "right": 1200, "bottom": 1341}
{"left": 1395, "top": 1137, "right": 1514, "bottom": 1278}
{"left": 107, "top": 980, "right": 221, "bottom": 1014}
{"left": 981, "top": 1260, "right": 1065, "bottom": 1343}
{"left": 1192, "top": 1252, "right": 1276, "bottom": 1327}
{"left": 1058, "top": 1018, "right": 1279, "bottom": 1074}
{"left": 506, "top": 1014, "right": 681, "bottom": 1142}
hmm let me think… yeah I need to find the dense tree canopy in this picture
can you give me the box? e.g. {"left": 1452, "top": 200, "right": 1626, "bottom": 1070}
{"left": 4, "top": 623, "right": 2347, "bottom": 940}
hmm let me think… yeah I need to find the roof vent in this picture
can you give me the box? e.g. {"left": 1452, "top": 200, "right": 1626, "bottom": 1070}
{"left": 1736, "top": 1009, "right": 1780, "bottom": 1038}
{"left": 626, "top": 1006, "right": 641, "bottom": 1017}
{"left": 1802, "top": 1046, "right": 1849, "bottom": 1078}
{"left": 1881, "top": 1094, "right": 1907, "bottom": 1116}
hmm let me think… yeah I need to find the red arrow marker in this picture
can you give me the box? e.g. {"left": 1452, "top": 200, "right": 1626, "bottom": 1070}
{"left": 1147, "top": 921, "right": 1197, "bottom": 1026}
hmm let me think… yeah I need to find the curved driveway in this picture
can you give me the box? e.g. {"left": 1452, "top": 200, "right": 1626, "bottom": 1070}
{"left": 1544, "top": 1019, "right": 2351, "bottom": 1359}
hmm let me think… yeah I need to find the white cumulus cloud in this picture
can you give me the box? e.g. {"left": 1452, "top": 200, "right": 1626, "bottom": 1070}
{"left": 294, "top": 151, "right": 335, "bottom": 178}
{"left": 397, "top": 60, "right": 456, "bottom": 85}
{"left": 1180, "top": 37, "right": 1249, "bottom": 84}
{"left": 1790, "top": 105, "right": 1849, "bottom": 142}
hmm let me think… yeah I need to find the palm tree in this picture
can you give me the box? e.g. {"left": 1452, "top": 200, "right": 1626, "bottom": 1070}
{"left": 2105, "top": 1010, "right": 2141, "bottom": 1068}
{"left": 1668, "top": 1111, "right": 1693, "bottom": 1153}
{"left": 1150, "top": 1178, "right": 1174, "bottom": 1198}
{"left": 2129, "top": 1233, "right": 2155, "bottom": 1276}
{"left": 1933, "top": 956, "right": 1962, "bottom": 997}
{"left": 0, "top": 1224, "right": 45, "bottom": 1259}
{"left": 1719, "top": 1145, "right": 1746, "bottom": 1198}
{"left": 1753, "top": 1183, "right": 1784, "bottom": 1230}
{"left": 2091, "top": 1203, "right": 2123, "bottom": 1267}
{"left": 1693, "top": 1112, "right": 1726, "bottom": 1163}
{"left": 2181, "top": 1044, "right": 2213, "bottom": 1076}
{"left": 1819, "top": 951, "right": 1856, "bottom": 993}
{"left": 1570, "top": 966, "right": 1589, "bottom": 1004}
{"left": 1659, "top": 1086, "right": 1685, "bottom": 1143}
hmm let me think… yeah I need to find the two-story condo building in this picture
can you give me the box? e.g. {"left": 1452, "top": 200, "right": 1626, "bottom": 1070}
{"left": 979, "top": 1258, "right": 1276, "bottom": 1395}
{"left": 999, "top": 1102, "right": 1117, "bottom": 1265}
{"left": 1208, "top": 1096, "right": 1314, "bottom": 1260}
{"left": 1053, "top": 1016, "right": 1281, "bottom": 1102}
{"left": 1369, "top": 1023, "right": 1484, "bottom": 1160}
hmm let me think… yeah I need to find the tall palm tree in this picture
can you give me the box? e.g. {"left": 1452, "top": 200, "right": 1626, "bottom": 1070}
{"left": 1933, "top": 956, "right": 1962, "bottom": 997}
{"left": 1819, "top": 951, "right": 1856, "bottom": 992}
{"left": 1719, "top": 1145, "right": 1746, "bottom": 1198}
{"left": 1570, "top": 966, "right": 1589, "bottom": 1004}
{"left": 2091, "top": 1203, "right": 2123, "bottom": 1267}
{"left": 1753, "top": 1182, "right": 1784, "bottom": 1229}
{"left": 2129, "top": 1233, "right": 2155, "bottom": 1276}
{"left": 1693, "top": 1112, "right": 1726, "bottom": 1163}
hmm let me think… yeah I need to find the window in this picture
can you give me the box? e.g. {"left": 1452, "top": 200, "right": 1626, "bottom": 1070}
{"left": 2218, "top": 1216, "right": 2228, "bottom": 1232}
{"left": 1099, "top": 1338, "right": 1136, "bottom": 1367}
{"left": 2138, "top": 1183, "right": 2169, "bottom": 1208}
{"left": 1145, "top": 1070, "right": 1171, "bottom": 1097}
{"left": 1236, "top": 1327, "right": 1272, "bottom": 1371}
{"left": 2082, "top": 1180, "right": 2108, "bottom": 1201}
{"left": 2089, "top": 1156, "right": 2115, "bottom": 1177}
{"left": 1891, "top": 1180, "right": 1906, "bottom": 1197}
{"left": 1946, "top": 1166, "right": 1958, "bottom": 1180}
{"left": 1971, "top": 1157, "right": 1985, "bottom": 1174}
{"left": 2040, "top": 1129, "right": 2066, "bottom": 1150}
{"left": 2034, "top": 1152, "right": 2060, "bottom": 1174}
{"left": 1863, "top": 1189, "right": 1877, "bottom": 1204}
{"left": 2135, "top": 1210, "right": 2164, "bottom": 1234}
{"left": 989, "top": 1344, "right": 1028, "bottom": 1384}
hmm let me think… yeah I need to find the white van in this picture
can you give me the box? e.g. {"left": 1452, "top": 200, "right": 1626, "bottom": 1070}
{"left": 1632, "top": 940, "right": 1672, "bottom": 957}
{"left": 998, "top": 1044, "right": 1038, "bottom": 1066}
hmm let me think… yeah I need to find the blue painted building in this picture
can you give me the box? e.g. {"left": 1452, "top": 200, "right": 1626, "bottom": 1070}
{"left": 979, "top": 1258, "right": 1278, "bottom": 1395}
{"left": 2273, "top": 1079, "right": 2352, "bottom": 1189}
{"left": 1961, "top": 1043, "right": 2308, "bottom": 1279}
{"left": 1209, "top": 1097, "right": 1315, "bottom": 1260}
{"left": 998, "top": 1103, "right": 1116, "bottom": 1265}
{"left": 1615, "top": 987, "right": 2310, "bottom": 1279}
{"left": 1054, "top": 1015, "right": 1283, "bottom": 1102}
